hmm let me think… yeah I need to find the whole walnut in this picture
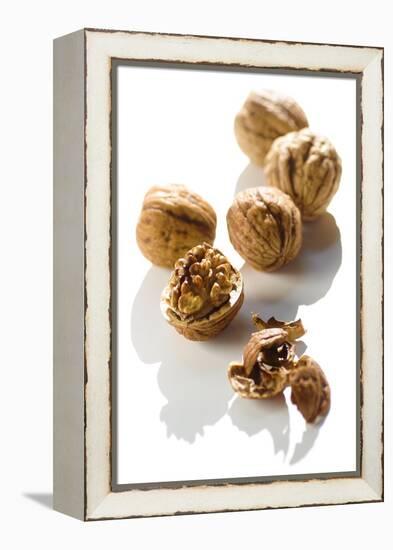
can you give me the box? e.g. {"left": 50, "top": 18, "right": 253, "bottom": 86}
{"left": 234, "top": 90, "right": 308, "bottom": 166}
{"left": 228, "top": 316, "right": 305, "bottom": 399}
{"left": 161, "top": 243, "right": 244, "bottom": 341}
{"left": 264, "top": 128, "right": 342, "bottom": 221}
{"left": 136, "top": 184, "right": 217, "bottom": 268}
{"left": 226, "top": 186, "right": 302, "bottom": 271}
{"left": 289, "top": 355, "right": 331, "bottom": 423}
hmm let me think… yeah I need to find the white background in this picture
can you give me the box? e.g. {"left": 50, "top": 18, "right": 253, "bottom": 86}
{"left": 117, "top": 68, "right": 357, "bottom": 484}
{"left": 1, "top": 1, "right": 391, "bottom": 549}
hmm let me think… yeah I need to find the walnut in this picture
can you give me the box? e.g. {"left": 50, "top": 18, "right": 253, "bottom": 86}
{"left": 136, "top": 184, "right": 217, "bottom": 267}
{"left": 264, "top": 128, "right": 342, "bottom": 221}
{"left": 234, "top": 90, "right": 308, "bottom": 166}
{"left": 160, "top": 243, "right": 244, "bottom": 341}
{"left": 228, "top": 316, "right": 305, "bottom": 399}
{"left": 289, "top": 355, "right": 331, "bottom": 423}
{"left": 226, "top": 186, "right": 302, "bottom": 271}
{"left": 252, "top": 314, "right": 305, "bottom": 341}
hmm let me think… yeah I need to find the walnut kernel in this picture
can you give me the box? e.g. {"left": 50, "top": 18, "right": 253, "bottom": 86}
{"left": 161, "top": 243, "right": 244, "bottom": 341}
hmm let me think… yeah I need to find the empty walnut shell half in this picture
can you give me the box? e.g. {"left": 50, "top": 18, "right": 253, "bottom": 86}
{"left": 234, "top": 90, "right": 308, "bottom": 166}
{"left": 228, "top": 317, "right": 305, "bottom": 399}
{"left": 264, "top": 128, "right": 342, "bottom": 221}
{"left": 136, "top": 184, "right": 217, "bottom": 268}
{"left": 289, "top": 355, "right": 330, "bottom": 423}
{"left": 160, "top": 243, "right": 244, "bottom": 341}
{"left": 227, "top": 186, "right": 302, "bottom": 271}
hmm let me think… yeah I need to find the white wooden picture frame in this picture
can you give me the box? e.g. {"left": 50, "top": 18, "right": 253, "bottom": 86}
{"left": 53, "top": 28, "right": 384, "bottom": 520}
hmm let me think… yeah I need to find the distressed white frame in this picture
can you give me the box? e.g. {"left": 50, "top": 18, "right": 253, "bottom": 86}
{"left": 53, "top": 29, "right": 383, "bottom": 520}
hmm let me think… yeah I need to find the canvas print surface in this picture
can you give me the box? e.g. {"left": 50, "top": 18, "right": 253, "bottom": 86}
{"left": 114, "top": 65, "right": 357, "bottom": 485}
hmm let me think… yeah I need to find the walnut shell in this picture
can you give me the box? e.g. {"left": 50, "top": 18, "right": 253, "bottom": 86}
{"left": 228, "top": 317, "right": 305, "bottom": 399}
{"left": 136, "top": 184, "right": 217, "bottom": 268}
{"left": 226, "top": 186, "right": 302, "bottom": 271}
{"left": 252, "top": 314, "right": 306, "bottom": 341}
{"left": 289, "top": 355, "right": 330, "bottom": 423}
{"left": 160, "top": 243, "right": 244, "bottom": 341}
{"left": 234, "top": 90, "right": 308, "bottom": 166}
{"left": 264, "top": 128, "right": 342, "bottom": 221}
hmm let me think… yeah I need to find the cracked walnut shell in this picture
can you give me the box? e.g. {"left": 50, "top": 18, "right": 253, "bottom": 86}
{"left": 252, "top": 314, "right": 306, "bottom": 341}
{"left": 289, "top": 355, "right": 330, "bottom": 423}
{"left": 136, "top": 184, "right": 217, "bottom": 268}
{"left": 226, "top": 186, "right": 302, "bottom": 271}
{"left": 234, "top": 90, "right": 308, "bottom": 166}
{"left": 264, "top": 128, "right": 342, "bottom": 221}
{"left": 228, "top": 317, "right": 305, "bottom": 399}
{"left": 160, "top": 243, "right": 244, "bottom": 341}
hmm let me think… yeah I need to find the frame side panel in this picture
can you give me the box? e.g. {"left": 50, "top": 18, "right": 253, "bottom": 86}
{"left": 53, "top": 29, "right": 86, "bottom": 520}
{"left": 360, "top": 52, "right": 384, "bottom": 498}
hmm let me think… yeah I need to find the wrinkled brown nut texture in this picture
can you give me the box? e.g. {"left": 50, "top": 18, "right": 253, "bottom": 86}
{"left": 234, "top": 90, "right": 308, "bottom": 166}
{"left": 136, "top": 184, "right": 217, "bottom": 267}
{"left": 169, "top": 244, "right": 236, "bottom": 320}
{"left": 227, "top": 186, "right": 302, "bottom": 271}
{"left": 289, "top": 355, "right": 331, "bottom": 423}
{"left": 161, "top": 243, "right": 244, "bottom": 341}
{"left": 264, "top": 128, "right": 342, "bottom": 221}
{"left": 228, "top": 317, "right": 305, "bottom": 399}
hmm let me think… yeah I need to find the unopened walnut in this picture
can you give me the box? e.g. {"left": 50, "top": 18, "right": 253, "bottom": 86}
{"left": 136, "top": 184, "right": 217, "bottom": 267}
{"left": 228, "top": 316, "right": 305, "bottom": 399}
{"left": 161, "top": 243, "right": 244, "bottom": 341}
{"left": 226, "top": 186, "right": 302, "bottom": 271}
{"left": 234, "top": 90, "right": 308, "bottom": 166}
{"left": 264, "top": 128, "right": 342, "bottom": 221}
{"left": 289, "top": 355, "right": 330, "bottom": 423}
